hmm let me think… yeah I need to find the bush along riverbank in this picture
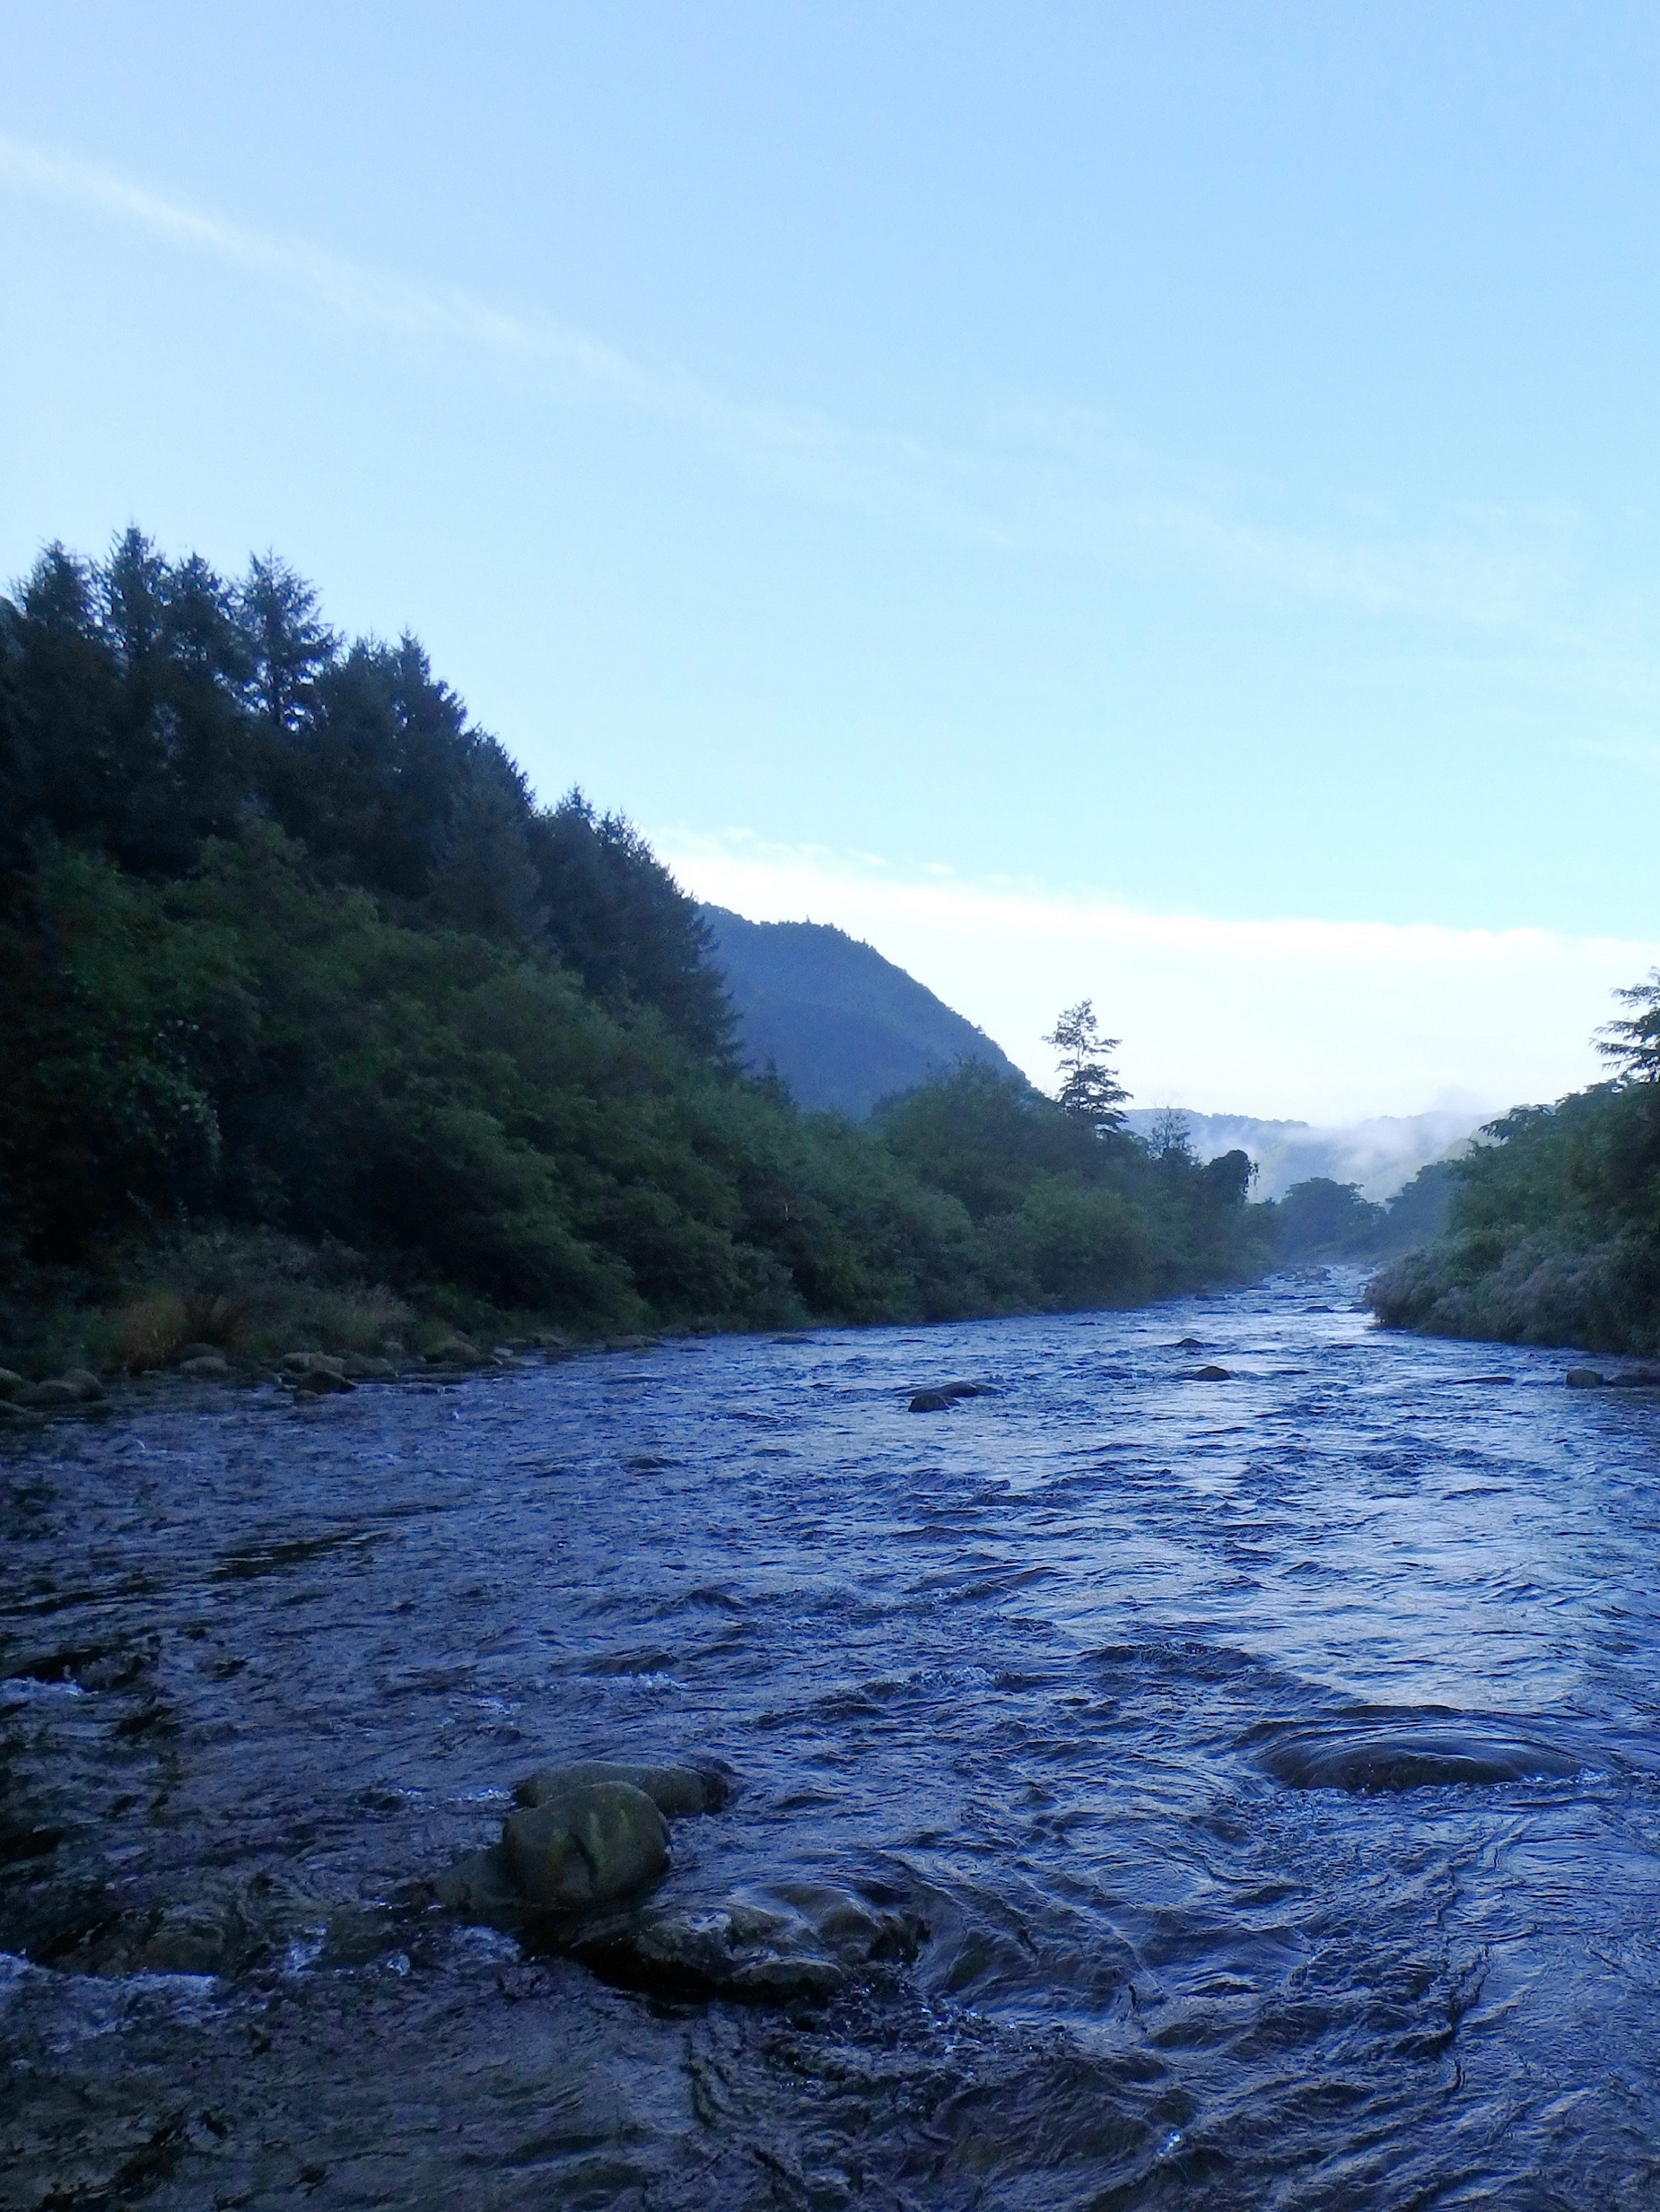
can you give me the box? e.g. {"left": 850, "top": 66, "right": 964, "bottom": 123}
{"left": 1368, "top": 977, "right": 1660, "bottom": 1354}
{"left": 0, "top": 530, "right": 1275, "bottom": 1396}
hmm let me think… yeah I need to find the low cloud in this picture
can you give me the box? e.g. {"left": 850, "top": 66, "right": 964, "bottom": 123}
{"left": 661, "top": 831, "right": 1657, "bottom": 1124}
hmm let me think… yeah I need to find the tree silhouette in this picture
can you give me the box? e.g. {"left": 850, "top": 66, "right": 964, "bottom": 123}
{"left": 1044, "top": 1000, "right": 1129, "bottom": 1131}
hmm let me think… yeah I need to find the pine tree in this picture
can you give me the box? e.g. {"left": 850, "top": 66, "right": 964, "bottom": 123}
{"left": 1044, "top": 1000, "right": 1129, "bottom": 1132}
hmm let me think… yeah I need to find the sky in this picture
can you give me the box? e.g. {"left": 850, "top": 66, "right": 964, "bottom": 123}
{"left": 4, "top": 4, "right": 1660, "bottom": 1119}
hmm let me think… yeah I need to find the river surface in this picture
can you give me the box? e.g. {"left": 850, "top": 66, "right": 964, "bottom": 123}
{"left": 6, "top": 1275, "right": 1660, "bottom": 2209}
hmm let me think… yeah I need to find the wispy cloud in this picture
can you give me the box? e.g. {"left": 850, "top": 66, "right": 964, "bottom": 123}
{"left": 0, "top": 133, "right": 999, "bottom": 536}
{"left": 1, "top": 135, "right": 682, "bottom": 396}
{"left": 1137, "top": 497, "right": 1564, "bottom": 628}
{"left": 0, "top": 133, "right": 1591, "bottom": 631}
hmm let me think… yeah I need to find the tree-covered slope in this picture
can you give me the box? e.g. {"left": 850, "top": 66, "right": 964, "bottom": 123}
{"left": 1368, "top": 983, "right": 1660, "bottom": 1352}
{"left": 699, "top": 906, "right": 1022, "bottom": 1117}
{"left": 0, "top": 530, "right": 1273, "bottom": 1355}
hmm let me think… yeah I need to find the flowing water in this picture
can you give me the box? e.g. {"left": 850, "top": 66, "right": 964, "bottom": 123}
{"left": 6, "top": 1275, "right": 1660, "bottom": 2209}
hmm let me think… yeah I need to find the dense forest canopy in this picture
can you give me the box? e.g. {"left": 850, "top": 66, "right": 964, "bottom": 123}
{"left": 1, "top": 530, "right": 1281, "bottom": 1350}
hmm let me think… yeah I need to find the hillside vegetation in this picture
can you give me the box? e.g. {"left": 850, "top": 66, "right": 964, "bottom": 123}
{"left": 700, "top": 904, "right": 1021, "bottom": 1117}
{"left": 0, "top": 532, "right": 1275, "bottom": 1369}
{"left": 1369, "top": 988, "right": 1660, "bottom": 1352}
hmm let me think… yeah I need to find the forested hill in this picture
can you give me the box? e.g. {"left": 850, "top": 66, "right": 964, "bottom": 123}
{"left": 0, "top": 530, "right": 1275, "bottom": 1362}
{"left": 700, "top": 906, "right": 1022, "bottom": 1118}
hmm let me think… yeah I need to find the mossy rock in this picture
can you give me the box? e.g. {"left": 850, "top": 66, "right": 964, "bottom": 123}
{"left": 512, "top": 1759, "right": 730, "bottom": 1819}
{"left": 502, "top": 1780, "right": 669, "bottom": 1910}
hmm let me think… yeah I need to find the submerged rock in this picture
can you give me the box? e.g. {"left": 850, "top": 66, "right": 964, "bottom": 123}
{"left": 909, "top": 1378, "right": 995, "bottom": 1412}
{"left": 573, "top": 1883, "right": 926, "bottom": 2006}
{"left": 1565, "top": 1368, "right": 1607, "bottom": 1388}
{"left": 1187, "top": 1365, "right": 1233, "bottom": 1382}
{"left": 1252, "top": 1721, "right": 1583, "bottom": 1793}
{"left": 137, "top": 1898, "right": 252, "bottom": 1977}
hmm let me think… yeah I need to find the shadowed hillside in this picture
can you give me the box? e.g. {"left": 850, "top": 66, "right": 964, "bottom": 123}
{"left": 699, "top": 906, "right": 1023, "bottom": 1118}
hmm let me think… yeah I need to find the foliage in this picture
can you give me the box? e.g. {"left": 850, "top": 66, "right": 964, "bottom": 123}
{"left": 1271, "top": 1177, "right": 1384, "bottom": 1261}
{"left": 1, "top": 530, "right": 1277, "bottom": 1347}
{"left": 1368, "top": 1069, "right": 1660, "bottom": 1352}
{"left": 874, "top": 1063, "right": 1270, "bottom": 1308}
{"left": 1598, "top": 968, "right": 1660, "bottom": 1084}
{"left": 1042, "top": 1000, "right": 1130, "bottom": 1131}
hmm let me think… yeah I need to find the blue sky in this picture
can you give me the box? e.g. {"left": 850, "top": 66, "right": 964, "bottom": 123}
{"left": 5, "top": 4, "right": 1659, "bottom": 1114}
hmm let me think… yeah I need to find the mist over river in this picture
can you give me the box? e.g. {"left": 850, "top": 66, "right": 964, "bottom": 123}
{"left": 6, "top": 1276, "right": 1660, "bottom": 2208}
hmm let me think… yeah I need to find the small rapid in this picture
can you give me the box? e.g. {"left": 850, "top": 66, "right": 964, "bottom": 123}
{"left": 6, "top": 1274, "right": 1660, "bottom": 2208}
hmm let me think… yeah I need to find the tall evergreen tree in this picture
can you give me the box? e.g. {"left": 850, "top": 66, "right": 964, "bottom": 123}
{"left": 240, "top": 552, "right": 337, "bottom": 733}
{"left": 1044, "top": 1000, "right": 1130, "bottom": 1132}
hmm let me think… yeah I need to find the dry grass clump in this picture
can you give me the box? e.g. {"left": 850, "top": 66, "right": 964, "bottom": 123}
{"left": 112, "top": 1232, "right": 414, "bottom": 1368}
{"left": 118, "top": 1291, "right": 191, "bottom": 1372}
{"left": 263, "top": 1283, "right": 411, "bottom": 1359}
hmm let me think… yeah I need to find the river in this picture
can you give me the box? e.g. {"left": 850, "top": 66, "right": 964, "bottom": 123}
{"left": 5, "top": 1274, "right": 1660, "bottom": 2208}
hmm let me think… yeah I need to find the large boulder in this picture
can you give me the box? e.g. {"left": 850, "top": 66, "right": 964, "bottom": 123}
{"left": 512, "top": 1759, "right": 730, "bottom": 1819}
{"left": 294, "top": 1366, "right": 353, "bottom": 1397}
{"left": 19, "top": 1379, "right": 81, "bottom": 1409}
{"left": 138, "top": 1898, "right": 250, "bottom": 1977}
{"left": 502, "top": 1780, "right": 668, "bottom": 1910}
{"left": 436, "top": 1757, "right": 731, "bottom": 1933}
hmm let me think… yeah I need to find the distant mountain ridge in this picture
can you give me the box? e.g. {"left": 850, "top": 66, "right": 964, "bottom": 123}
{"left": 700, "top": 905, "right": 1023, "bottom": 1118}
{"left": 1121, "top": 1106, "right": 1486, "bottom": 1201}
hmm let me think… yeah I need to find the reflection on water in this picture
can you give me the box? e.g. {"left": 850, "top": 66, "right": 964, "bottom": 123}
{"left": 5, "top": 1272, "right": 1660, "bottom": 2208}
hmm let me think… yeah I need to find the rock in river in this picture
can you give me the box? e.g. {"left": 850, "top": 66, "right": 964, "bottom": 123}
{"left": 294, "top": 1366, "right": 354, "bottom": 1397}
{"left": 18, "top": 1378, "right": 87, "bottom": 1409}
{"left": 908, "top": 1379, "right": 996, "bottom": 1413}
{"left": 436, "top": 1768, "right": 696, "bottom": 1925}
{"left": 512, "top": 1758, "right": 730, "bottom": 1819}
{"left": 503, "top": 1781, "right": 669, "bottom": 1909}
{"left": 575, "top": 1884, "right": 927, "bottom": 2005}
